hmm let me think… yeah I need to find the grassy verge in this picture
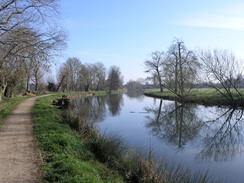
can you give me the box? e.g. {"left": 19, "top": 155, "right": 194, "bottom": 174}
{"left": 0, "top": 96, "right": 29, "bottom": 125}
{"left": 32, "top": 93, "right": 124, "bottom": 182}
{"left": 144, "top": 88, "right": 244, "bottom": 106}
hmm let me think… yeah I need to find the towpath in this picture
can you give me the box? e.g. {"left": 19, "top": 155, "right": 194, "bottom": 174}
{"left": 0, "top": 95, "right": 48, "bottom": 183}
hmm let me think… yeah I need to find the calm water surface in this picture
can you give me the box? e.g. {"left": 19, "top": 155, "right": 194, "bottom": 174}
{"left": 72, "top": 93, "right": 244, "bottom": 183}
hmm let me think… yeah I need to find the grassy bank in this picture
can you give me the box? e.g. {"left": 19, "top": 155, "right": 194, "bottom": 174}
{"left": 144, "top": 88, "right": 244, "bottom": 106}
{"left": 0, "top": 96, "right": 29, "bottom": 125}
{"left": 32, "top": 92, "right": 219, "bottom": 183}
{"left": 32, "top": 93, "right": 125, "bottom": 182}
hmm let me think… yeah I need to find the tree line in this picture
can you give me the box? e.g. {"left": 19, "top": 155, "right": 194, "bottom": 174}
{"left": 50, "top": 57, "right": 123, "bottom": 92}
{"left": 144, "top": 38, "right": 244, "bottom": 104}
{"left": 0, "top": 1, "right": 124, "bottom": 101}
{"left": 0, "top": 0, "right": 65, "bottom": 101}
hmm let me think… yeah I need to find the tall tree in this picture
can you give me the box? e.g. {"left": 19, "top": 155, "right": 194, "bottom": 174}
{"left": 92, "top": 62, "right": 106, "bottom": 91}
{"left": 79, "top": 64, "right": 92, "bottom": 91}
{"left": 59, "top": 57, "right": 82, "bottom": 91}
{"left": 144, "top": 51, "right": 165, "bottom": 92}
{"left": 164, "top": 39, "right": 199, "bottom": 98}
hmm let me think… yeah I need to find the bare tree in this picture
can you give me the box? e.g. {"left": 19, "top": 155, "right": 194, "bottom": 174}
{"left": 57, "top": 65, "right": 69, "bottom": 92}
{"left": 80, "top": 63, "right": 93, "bottom": 91}
{"left": 92, "top": 62, "right": 106, "bottom": 91}
{"left": 58, "top": 57, "right": 82, "bottom": 91}
{"left": 32, "top": 63, "right": 49, "bottom": 91}
{"left": 57, "top": 60, "right": 123, "bottom": 92}
{"left": 0, "top": 0, "right": 59, "bottom": 35}
{"left": 164, "top": 39, "right": 199, "bottom": 98}
{"left": 144, "top": 51, "right": 165, "bottom": 92}
{"left": 199, "top": 49, "right": 244, "bottom": 105}
{"left": 0, "top": 25, "right": 65, "bottom": 95}
{"left": 0, "top": 0, "right": 65, "bottom": 100}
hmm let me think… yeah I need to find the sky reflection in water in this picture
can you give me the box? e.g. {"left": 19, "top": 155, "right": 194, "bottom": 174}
{"left": 71, "top": 93, "right": 244, "bottom": 183}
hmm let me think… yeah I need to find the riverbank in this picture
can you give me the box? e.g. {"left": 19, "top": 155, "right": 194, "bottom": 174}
{"left": 32, "top": 92, "right": 217, "bottom": 183}
{"left": 144, "top": 88, "right": 244, "bottom": 106}
{"left": 32, "top": 92, "right": 125, "bottom": 182}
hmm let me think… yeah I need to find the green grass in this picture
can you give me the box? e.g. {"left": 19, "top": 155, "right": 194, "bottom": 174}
{"left": 144, "top": 88, "right": 244, "bottom": 106}
{"left": 0, "top": 96, "right": 29, "bottom": 125}
{"left": 32, "top": 94, "right": 125, "bottom": 183}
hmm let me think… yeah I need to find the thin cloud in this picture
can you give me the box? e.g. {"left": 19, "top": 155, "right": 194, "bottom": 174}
{"left": 181, "top": 14, "right": 244, "bottom": 30}
{"left": 179, "top": 1, "right": 244, "bottom": 31}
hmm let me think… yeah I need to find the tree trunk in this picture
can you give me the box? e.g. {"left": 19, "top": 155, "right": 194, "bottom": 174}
{"left": 175, "top": 58, "right": 178, "bottom": 93}
{"left": 178, "top": 104, "right": 183, "bottom": 148}
{"left": 0, "top": 83, "right": 7, "bottom": 102}
{"left": 85, "top": 85, "right": 89, "bottom": 92}
{"left": 156, "top": 69, "right": 163, "bottom": 92}
{"left": 178, "top": 42, "right": 184, "bottom": 97}
{"left": 156, "top": 99, "right": 163, "bottom": 123}
{"left": 56, "top": 75, "right": 66, "bottom": 92}
{"left": 35, "top": 81, "right": 38, "bottom": 91}
{"left": 26, "top": 77, "right": 30, "bottom": 91}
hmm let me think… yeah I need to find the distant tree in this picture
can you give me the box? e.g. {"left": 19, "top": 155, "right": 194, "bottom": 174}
{"left": 92, "top": 62, "right": 107, "bottom": 91}
{"left": 126, "top": 80, "right": 143, "bottom": 91}
{"left": 32, "top": 65, "right": 46, "bottom": 91}
{"left": 107, "top": 66, "right": 123, "bottom": 92}
{"left": 79, "top": 64, "right": 92, "bottom": 91}
{"left": 58, "top": 61, "right": 107, "bottom": 92}
{"left": 144, "top": 51, "right": 165, "bottom": 92}
{"left": 58, "top": 57, "right": 82, "bottom": 91}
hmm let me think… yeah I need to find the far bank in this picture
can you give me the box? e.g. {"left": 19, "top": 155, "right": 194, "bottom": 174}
{"left": 144, "top": 88, "right": 244, "bottom": 107}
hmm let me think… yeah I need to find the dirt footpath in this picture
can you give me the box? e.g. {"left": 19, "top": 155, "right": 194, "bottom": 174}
{"left": 0, "top": 96, "right": 47, "bottom": 183}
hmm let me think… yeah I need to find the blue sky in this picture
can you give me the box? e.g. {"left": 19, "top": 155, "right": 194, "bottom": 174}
{"left": 58, "top": 0, "right": 244, "bottom": 83}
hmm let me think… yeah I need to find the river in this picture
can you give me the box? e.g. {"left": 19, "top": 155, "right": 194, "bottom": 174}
{"left": 71, "top": 92, "right": 244, "bottom": 183}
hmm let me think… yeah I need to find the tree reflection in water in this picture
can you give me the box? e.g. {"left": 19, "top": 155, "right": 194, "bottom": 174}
{"left": 72, "top": 96, "right": 107, "bottom": 124}
{"left": 125, "top": 90, "right": 144, "bottom": 100}
{"left": 145, "top": 99, "right": 244, "bottom": 162}
{"left": 105, "top": 94, "right": 123, "bottom": 116}
{"left": 198, "top": 108, "right": 244, "bottom": 162}
{"left": 71, "top": 94, "right": 124, "bottom": 125}
{"left": 145, "top": 100, "right": 204, "bottom": 149}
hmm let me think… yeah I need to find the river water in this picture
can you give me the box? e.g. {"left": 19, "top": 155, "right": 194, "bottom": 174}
{"left": 71, "top": 92, "right": 244, "bottom": 183}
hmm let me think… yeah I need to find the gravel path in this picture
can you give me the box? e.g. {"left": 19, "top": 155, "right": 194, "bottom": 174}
{"left": 0, "top": 96, "right": 47, "bottom": 183}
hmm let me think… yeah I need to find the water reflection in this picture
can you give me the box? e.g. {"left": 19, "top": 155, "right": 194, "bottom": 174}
{"left": 198, "top": 108, "right": 244, "bottom": 162}
{"left": 71, "top": 94, "right": 123, "bottom": 124}
{"left": 105, "top": 94, "right": 123, "bottom": 116}
{"left": 125, "top": 90, "right": 144, "bottom": 100}
{"left": 145, "top": 100, "right": 244, "bottom": 162}
{"left": 145, "top": 100, "right": 203, "bottom": 149}
{"left": 72, "top": 97, "right": 106, "bottom": 124}
{"left": 71, "top": 94, "right": 244, "bottom": 183}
